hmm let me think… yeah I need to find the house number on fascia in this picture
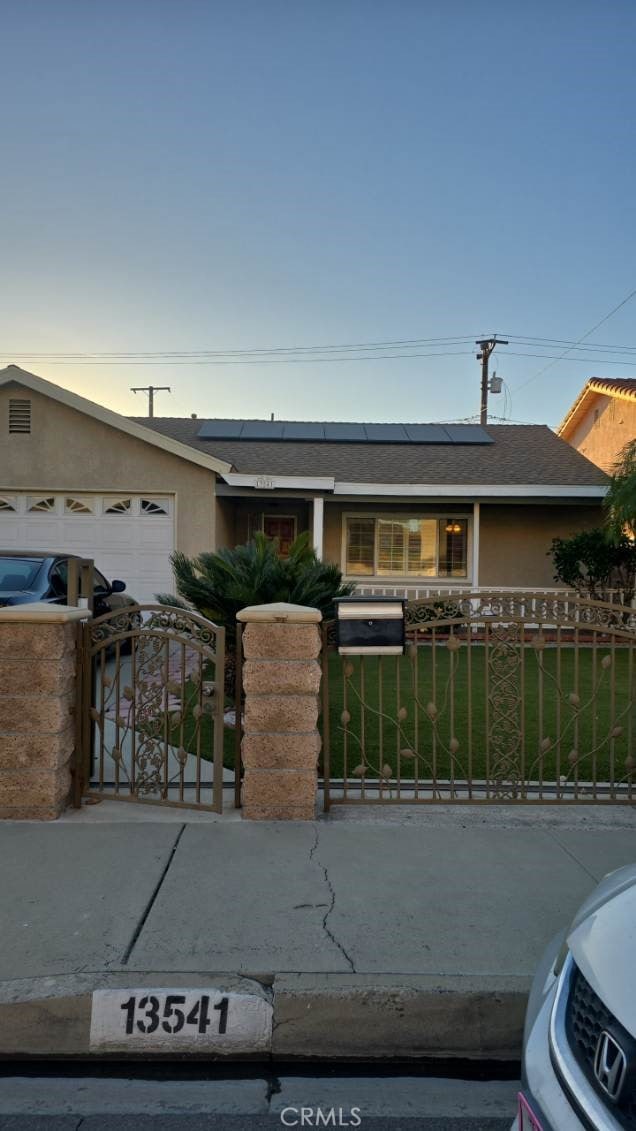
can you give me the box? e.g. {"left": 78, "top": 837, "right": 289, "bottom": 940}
{"left": 255, "top": 477, "right": 274, "bottom": 489}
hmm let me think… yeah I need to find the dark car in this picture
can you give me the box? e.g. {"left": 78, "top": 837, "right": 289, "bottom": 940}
{"left": 0, "top": 551, "right": 138, "bottom": 618}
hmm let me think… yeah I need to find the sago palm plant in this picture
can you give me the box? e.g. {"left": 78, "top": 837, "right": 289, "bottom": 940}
{"left": 158, "top": 531, "right": 354, "bottom": 651}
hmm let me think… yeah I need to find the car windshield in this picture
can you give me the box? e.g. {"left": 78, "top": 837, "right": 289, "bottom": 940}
{"left": 0, "top": 557, "right": 43, "bottom": 592}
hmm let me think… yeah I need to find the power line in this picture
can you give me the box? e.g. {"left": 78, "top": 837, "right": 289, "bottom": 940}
{"left": 3, "top": 322, "right": 636, "bottom": 369}
{"left": 504, "top": 335, "right": 636, "bottom": 351}
{"left": 3, "top": 344, "right": 636, "bottom": 364}
{"left": 0, "top": 334, "right": 477, "bottom": 359}
{"left": 506, "top": 351, "right": 636, "bottom": 367}
{"left": 1, "top": 349, "right": 477, "bottom": 366}
{"left": 3, "top": 346, "right": 636, "bottom": 368}
{"left": 511, "top": 285, "right": 636, "bottom": 393}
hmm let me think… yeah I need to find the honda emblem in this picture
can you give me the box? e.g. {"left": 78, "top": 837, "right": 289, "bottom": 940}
{"left": 594, "top": 1030, "right": 627, "bottom": 1101}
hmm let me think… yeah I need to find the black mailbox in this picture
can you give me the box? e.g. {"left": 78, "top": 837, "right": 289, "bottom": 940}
{"left": 334, "top": 596, "right": 406, "bottom": 655}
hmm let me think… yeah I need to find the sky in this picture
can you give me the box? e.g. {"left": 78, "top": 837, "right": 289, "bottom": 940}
{"left": 2, "top": 0, "right": 636, "bottom": 427}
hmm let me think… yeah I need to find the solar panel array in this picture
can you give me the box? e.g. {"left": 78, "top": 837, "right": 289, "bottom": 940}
{"left": 196, "top": 420, "right": 494, "bottom": 444}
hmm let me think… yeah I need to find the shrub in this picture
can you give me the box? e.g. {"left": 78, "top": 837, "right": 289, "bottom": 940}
{"left": 549, "top": 529, "right": 636, "bottom": 604}
{"left": 157, "top": 531, "right": 355, "bottom": 651}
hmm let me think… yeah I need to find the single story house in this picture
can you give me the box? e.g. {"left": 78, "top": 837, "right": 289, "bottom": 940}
{"left": 0, "top": 365, "right": 608, "bottom": 603}
{"left": 558, "top": 377, "right": 636, "bottom": 473}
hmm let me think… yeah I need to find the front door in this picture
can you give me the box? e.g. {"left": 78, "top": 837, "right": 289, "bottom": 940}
{"left": 263, "top": 515, "right": 296, "bottom": 557}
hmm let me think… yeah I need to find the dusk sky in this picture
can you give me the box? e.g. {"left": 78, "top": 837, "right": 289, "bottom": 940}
{"left": 2, "top": 1, "right": 636, "bottom": 426}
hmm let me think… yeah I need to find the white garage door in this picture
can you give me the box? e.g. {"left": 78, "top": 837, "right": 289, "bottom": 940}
{"left": 0, "top": 493, "right": 176, "bottom": 605}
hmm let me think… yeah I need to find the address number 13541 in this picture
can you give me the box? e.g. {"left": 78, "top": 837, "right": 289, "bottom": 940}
{"left": 90, "top": 987, "right": 272, "bottom": 1053}
{"left": 121, "top": 993, "right": 228, "bottom": 1036}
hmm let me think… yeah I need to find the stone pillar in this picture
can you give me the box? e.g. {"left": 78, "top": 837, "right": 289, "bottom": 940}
{"left": 237, "top": 602, "right": 322, "bottom": 820}
{"left": 0, "top": 603, "right": 90, "bottom": 820}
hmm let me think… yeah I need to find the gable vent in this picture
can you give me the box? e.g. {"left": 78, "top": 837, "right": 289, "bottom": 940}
{"left": 9, "top": 398, "right": 31, "bottom": 434}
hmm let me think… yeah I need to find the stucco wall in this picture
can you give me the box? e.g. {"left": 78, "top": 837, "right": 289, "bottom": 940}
{"left": 566, "top": 395, "right": 636, "bottom": 473}
{"left": 0, "top": 382, "right": 217, "bottom": 556}
{"left": 322, "top": 499, "right": 602, "bottom": 587}
{"left": 215, "top": 497, "right": 237, "bottom": 550}
{"left": 478, "top": 504, "right": 603, "bottom": 587}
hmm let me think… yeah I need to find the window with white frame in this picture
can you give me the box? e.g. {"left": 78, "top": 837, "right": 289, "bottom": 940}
{"left": 344, "top": 514, "right": 469, "bottom": 579}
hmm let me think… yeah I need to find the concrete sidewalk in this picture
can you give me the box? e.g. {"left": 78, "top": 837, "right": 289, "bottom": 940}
{"left": 1, "top": 804, "right": 636, "bottom": 1060}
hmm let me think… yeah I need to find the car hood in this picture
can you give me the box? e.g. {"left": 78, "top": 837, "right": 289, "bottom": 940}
{"left": 0, "top": 591, "right": 39, "bottom": 605}
{"left": 568, "top": 863, "right": 636, "bottom": 1034}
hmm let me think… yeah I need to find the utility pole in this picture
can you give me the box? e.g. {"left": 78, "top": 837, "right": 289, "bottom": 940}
{"left": 130, "top": 385, "right": 171, "bottom": 418}
{"left": 476, "top": 336, "right": 507, "bottom": 425}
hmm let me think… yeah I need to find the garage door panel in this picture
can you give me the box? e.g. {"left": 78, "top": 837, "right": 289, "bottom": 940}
{"left": 0, "top": 495, "right": 176, "bottom": 605}
{"left": 133, "top": 524, "right": 173, "bottom": 550}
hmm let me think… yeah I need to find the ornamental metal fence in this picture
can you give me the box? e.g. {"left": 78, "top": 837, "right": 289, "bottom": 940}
{"left": 321, "top": 591, "right": 636, "bottom": 808}
{"left": 77, "top": 604, "right": 232, "bottom": 812}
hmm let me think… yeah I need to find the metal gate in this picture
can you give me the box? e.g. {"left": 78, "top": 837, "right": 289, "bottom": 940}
{"left": 321, "top": 591, "right": 636, "bottom": 807}
{"left": 77, "top": 604, "right": 230, "bottom": 812}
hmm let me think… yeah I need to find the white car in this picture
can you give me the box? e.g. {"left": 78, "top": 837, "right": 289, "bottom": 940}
{"left": 514, "top": 863, "right": 636, "bottom": 1129}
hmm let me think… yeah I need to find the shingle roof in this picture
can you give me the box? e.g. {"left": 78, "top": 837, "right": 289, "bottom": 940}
{"left": 129, "top": 417, "right": 607, "bottom": 487}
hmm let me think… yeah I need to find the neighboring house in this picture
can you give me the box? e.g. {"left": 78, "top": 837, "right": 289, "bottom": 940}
{"left": 558, "top": 377, "right": 636, "bottom": 473}
{"left": 0, "top": 365, "right": 608, "bottom": 601}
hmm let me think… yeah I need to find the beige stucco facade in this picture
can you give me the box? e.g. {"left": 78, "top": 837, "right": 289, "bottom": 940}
{"left": 0, "top": 381, "right": 217, "bottom": 558}
{"left": 562, "top": 393, "right": 636, "bottom": 474}
{"left": 3, "top": 370, "right": 604, "bottom": 592}
{"left": 477, "top": 503, "right": 603, "bottom": 587}
{"left": 216, "top": 495, "right": 604, "bottom": 589}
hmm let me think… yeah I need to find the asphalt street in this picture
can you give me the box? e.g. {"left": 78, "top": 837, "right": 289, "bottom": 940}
{"left": 0, "top": 1120, "right": 511, "bottom": 1131}
{"left": 0, "top": 1072, "right": 518, "bottom": 1129}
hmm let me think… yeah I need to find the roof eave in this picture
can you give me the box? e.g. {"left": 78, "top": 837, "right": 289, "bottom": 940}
{"left": 557, "top": 381, "right": 595, "bottom": 438}
{"left": 333, "top": 482, "right": 607, "bottom": 498}
{"left": 558, "top": 378, "right": 636, "bottom": 439}
{"left": 220, "top": 474, "right": 607, "bottom": 498}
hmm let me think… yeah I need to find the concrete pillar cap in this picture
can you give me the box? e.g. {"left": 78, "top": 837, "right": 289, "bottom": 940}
{"left": 0, "top": 602, "right": 92, "bottom": 624}
{"left": 237, "top": 602, "right": 322, "bottom": 624}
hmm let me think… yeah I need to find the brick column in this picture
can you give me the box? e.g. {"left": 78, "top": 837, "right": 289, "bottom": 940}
{"left": 0, "top": 603, "right": 90, "bottom": 820}
{"left": 237, "top": 602, "right": 322, "bottom": 820}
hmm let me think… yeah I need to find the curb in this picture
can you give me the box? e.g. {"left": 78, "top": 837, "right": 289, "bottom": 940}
{"left": 0, "top": 972, "right": 530, "bottom": 1061}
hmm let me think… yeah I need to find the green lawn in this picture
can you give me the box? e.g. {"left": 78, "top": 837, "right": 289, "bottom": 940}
{"left": 321, "top": 643, "right": 636, "bottom": 789}
{"left": 174, "top": 641, "right": 636, "bottom": 793}
{"left": 166, "top": 676, "right": 238, "bottom": 769}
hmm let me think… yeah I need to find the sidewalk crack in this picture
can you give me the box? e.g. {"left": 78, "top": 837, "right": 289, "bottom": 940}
{"left": 121, "top": 823, "right": 186, "bottom": 965}
{"left": 310, "top": 826, "right": 355, "bottom": 973}
{"left": 543, "top": 828, "right": 598, "bottom": 881}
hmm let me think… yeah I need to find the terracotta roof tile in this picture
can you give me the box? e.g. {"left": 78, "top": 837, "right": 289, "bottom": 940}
{"left": 588, "top": 378, "right": 636, "bottom": 397}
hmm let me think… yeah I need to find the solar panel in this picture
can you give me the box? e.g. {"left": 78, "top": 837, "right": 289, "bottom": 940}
{"left": 282, "top": 422, "right": 326, "bottom": 440}
{"left": 403, "top": 424, "right": 452, "bottom": 443}
{"left": 240, "top": 421, "right": 286, "bottom": 439}
{"left": 195, "top": 419, "right": 495, "bottom": 445}
{"left": 363, "top": 424, "right": 409, "bottom": 442}
{"left": 197, "top": 421, "right": 244, "bottom": 439}
{"left": 443, "top": 424, "right": 493, "bottom": 444}
{"left": 323, "top": 423, "right": 367, "bottom": 441}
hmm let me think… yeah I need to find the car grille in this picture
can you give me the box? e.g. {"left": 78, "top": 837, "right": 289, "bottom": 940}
{"left": 565, "top": 962, "right": 636, "bottom": 1127}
